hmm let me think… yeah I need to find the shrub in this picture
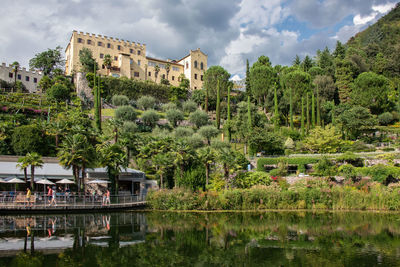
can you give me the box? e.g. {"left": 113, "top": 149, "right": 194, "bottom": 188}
{"left": 111, "top": 95, "right": 129, "bottom": 106}
{"left": 46, "top": 83, "right": 70, "bottom": 102}
{"left": 189, "top": 110, "right": 209, "bottom": 128}
{"left": 141, "top": 109, "right": 159, "bottom": 128}
{"left": 122, "top": 121, "right": 138, "bottom": 135}
{"left": 182, "top": 100, "right": 197, "bottom": 113}
{"left": 161, "top": 102, "right": 177, "bottom": 112}
{"left": 314, "top": 157, "right": 337, "bottom": 177}
{"left": 174, "top": 127, "right": 194, "bottom": 138}
{"left": 198, "top": 125, "right": 219, "bottom": 145}
{"left": 378, "top": 112, "right": 394, "bottom": 126}
{"left": 11, "top": 124, "right": 46, "bottom": 155}
{"left": 248, "top": 128, "right": 284, "bottom": 155}
{"left": 166, "top": 109, "right": 184, "bottom": 127}
{"left": 360, "top": 164, "right": 400, "bottom": 183}
{"left": 137, "top": 95, "right": 156, "bottom": 110}
{"left": 115, "top": 105, "right": 137, "bottom": 122}
{"left": 257, "top": 157, "right": 320, "bottom": 171}
{"left": 234, "top": 171, "right": 271, "bottom": 188}
{"left": 338, "top": 164, "right": 357, "bottom": 180}
{"left": 187, "top": 133, "right": 204, "bottom": 149}
{"left": 336, "top": 152, "right": 364, "bottom": 167}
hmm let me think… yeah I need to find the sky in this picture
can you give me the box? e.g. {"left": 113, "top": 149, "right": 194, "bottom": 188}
{"left": 0, "top": 0, "right": 398, "bottom": 80}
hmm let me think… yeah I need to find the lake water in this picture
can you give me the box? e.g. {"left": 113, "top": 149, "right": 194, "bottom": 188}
{"left": 0, "top": 211, "right": 399, "bottom": 266}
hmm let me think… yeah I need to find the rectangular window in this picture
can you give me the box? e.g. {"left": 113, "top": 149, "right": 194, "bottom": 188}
{"left": 162, "top": 74, "right": 165, "bottom": 79}
{"left": 34, "top": 77, "right": 37, "bottom": 83}
{"left": 25, "top": 76, "right": 30, "bottom": 82}
{"left": 148, "top": 72, "right": 151, "bottom": 77}
{"left": 137, "top": 60, "right": 141, "bottom": 66}
{"left": 102, "top": 65, "right": 105, "bottom": 69}
{"left": 77, "top": 38, "right": 83, "bottom": 43}
{"left": 8, "top": 72, "right": 13, "bottom": 78}
{"left": 114, "top": 56, "right": 118, "bottom": 61}
{"left": 98, "top": 41, "right": 102, "bottom": 46}
{"left": 201, "top": 75, "right": 203, "bottom": 81}
{"left": 130, "top": 59, "right": 133, "bottom": 64}
{"left": 107, "top": 43, "right": 111, "bottom": 48}
{"left": 87, "top": 39, "right": 91, "bottom": 45}
{"left": 100, "top": 53, "right": 104, "bottom": 59}
{"left": 130, "top": 49, "right": 134, "bottom": 54}
{"left": 137, "top": 50, "right": 141, "bottom": 55}
{"left": 194, "top": 74, "right": 197, "bottom": 80}
{"left": 172, "top": 66, "right": 179, "bottom": 71}
{"left": 134, "top": 72, "right": 139, "bottom": 77}
{"left": 172, "top": 76, "right": 175, "bottom": 81}
{"left": 117, "top": 45, "right": 121, "bottom": 50}
{"left": 17, "top": 74, "right": 21, "bottom": 80}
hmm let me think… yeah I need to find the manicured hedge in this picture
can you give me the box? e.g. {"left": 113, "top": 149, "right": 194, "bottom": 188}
{"left": 257, "top": 157, "right": 320, "bottom": 171}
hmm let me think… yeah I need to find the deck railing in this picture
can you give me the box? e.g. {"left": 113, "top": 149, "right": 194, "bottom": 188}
{"left": 0, "top": 192, "right": 146, "bottom": 210}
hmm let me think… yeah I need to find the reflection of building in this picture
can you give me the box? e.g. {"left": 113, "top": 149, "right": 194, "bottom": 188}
{"left": 0, "top": 63, "right": 43, "bottom": 93}
{"left": 65, "top": 31, "right": 207, "bottom": 89}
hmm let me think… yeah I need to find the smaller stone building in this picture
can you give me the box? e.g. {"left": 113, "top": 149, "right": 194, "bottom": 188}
{"left": 0, "top": 63, "right": 43, "bottom": 93}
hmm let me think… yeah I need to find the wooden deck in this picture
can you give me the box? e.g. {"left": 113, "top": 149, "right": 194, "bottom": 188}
{"left": 0, "top": 201, "right": 147, "bottom": 214}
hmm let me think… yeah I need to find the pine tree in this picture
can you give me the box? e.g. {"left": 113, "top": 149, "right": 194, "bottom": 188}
{"left": 216, "top": 79, "right": 221, "bottom": 129}
{"left": 312, "top": 93, "right": 315, "bottom": 128}
{"left": 301, "top": 96, "right": 305, "bottom": 137}
{"left": 274, "top": 84, "right": 279, "bottom": 130}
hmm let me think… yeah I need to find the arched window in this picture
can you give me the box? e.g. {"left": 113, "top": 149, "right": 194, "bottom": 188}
{"left": 200, "top": 62, "right": 204, "bottom": 70}
{"left": 194, "top": 60, "right": 198, "bottom": 68}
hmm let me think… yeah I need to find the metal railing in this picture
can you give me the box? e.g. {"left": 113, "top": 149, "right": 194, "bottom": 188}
{"left": 0, "top": 192, "right": 146, "bottom": 209}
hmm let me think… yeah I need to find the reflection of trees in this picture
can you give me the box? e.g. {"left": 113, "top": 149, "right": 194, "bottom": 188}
{"left": 2, "top": 212, "right": 400, "bottom": 266}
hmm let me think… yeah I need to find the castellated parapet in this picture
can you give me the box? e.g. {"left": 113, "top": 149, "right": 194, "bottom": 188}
{"left": 0, "top": 63, "right": 43, "bottom": 93}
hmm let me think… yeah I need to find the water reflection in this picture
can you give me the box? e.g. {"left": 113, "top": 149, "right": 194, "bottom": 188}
{"left": 0, "top": 211, "right": 400, "bottom": 266}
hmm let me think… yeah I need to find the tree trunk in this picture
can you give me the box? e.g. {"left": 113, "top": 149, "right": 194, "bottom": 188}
{"left": 224, "top": 164, "right": 229, "bottom": 190}
{"left": 81, "top": 163, "right": 86, "bottom": 194}
{"left": 30, "top": 166, "right": 35, "bottom": 190}
{"left": 24, "top": 168, "right": 27, "bottom": 184}
{"left": 55, "top": 134, "right": 59, "bottom": 148}
{"left": 205, "top": 163, "right": 209, "bottom": 186}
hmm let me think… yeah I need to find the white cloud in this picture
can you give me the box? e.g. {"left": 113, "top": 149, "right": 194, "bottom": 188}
{"left": 372, "top": 2, "right": 396, "bottom": 13}
{"left": 353, "top": 12, "right": 378, "bottom": 25}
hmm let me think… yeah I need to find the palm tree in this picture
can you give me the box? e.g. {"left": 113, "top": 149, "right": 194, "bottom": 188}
{"left": 58, "top": 133, "right": 94, "bottom": 193}
{"left": 165, "top": 63, "right": 171, "bottom": 81}
{"left": 103, "top": 54, "right": 112, "bottom": 76}
{"left": 154, "top": 65, "right": 160, "bottom": 83}
{"left": 11, "top": 61, "right": 20, "bottom": 93}
{"left": 96, "top": 141, "right": 127, "bottom": 195}
{"left": 153, "top": 153, "right": 172, "bottom": 189}
{"left": 216, "top": 146, "right": 236, "bottom": 189}
{"left": 24, "top": 153, "right": 44, "bottom": 190}
{"left": 196, "top": 146, "right": 216, "bottom": 187}
{"left": 172, "top": 140, "right": 192, "bottom": 183}
{"left": 17, "top": 156, "right": 30, "bottom": 184}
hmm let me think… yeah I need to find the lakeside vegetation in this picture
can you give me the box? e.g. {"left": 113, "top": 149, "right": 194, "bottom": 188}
{"left": 0, "top": 4, "right": 400, "bottom": 210}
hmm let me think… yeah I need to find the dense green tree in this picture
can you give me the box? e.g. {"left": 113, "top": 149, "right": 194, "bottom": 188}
{"left": 337, "top": 106, "right": 376, "bottom": 139}
{"left": 111, "top": 95, "right": 129, "bottom": 106}
{"left": 283, "top": 70, "right": 311, "bottom": 113}
{"left": 250, "top": 58, "right": 275, "bottom": 112}
{"left": 248, "top": 128, "right": 284, "bottom": 155}
{"left": 11, "top": 125, "right": 46, "bottom": 155}
{"left": 302, "top": 125, "right": 346, "bottom": 153}
{"left": 293, "top": 55, "right": 301, "bottom": 67}
{"left": 313, "top": 75, "right": 336, "bottom": 102}
{"left": 301, "top": 55, "right": 314, "bottom": 72}
{"left": 23, "top": 152, "right": 43, "bottom": 190}
{"left": 79, "top": 48, "right": 98, "bottom": 73}
{"left": 46, "top": 83, "right": 70, "bottom": 102}
{"left": 274, "top": 85, "right": 279, "bottom": 130}
{"left": 29, "top": 46, "right": 64, "bottom": 76}
{"left": 141, "top": 109, "right": 160, "bottom": 128}
{"left": 182, "top": 100, "right": 197, "bottom": 114}
{"left": 189, "top": 110, "right": 209, "bottom": 129}
{"left": 351, "top": 72, "right": 394, "bottom": 114}
{"left": 166, "top": 109, "right": 184, "bottom": 127}
{"left": 335, "top": 58, "right": 356, "bottom": 102}
{"left": 11, "top": 61, "right": 19, "bottom": 92}
{"left": 245, "top": 59, "right": 251, "bottom": 96}
{"left": 333, "top": 40, "right": 346, "bottom": 60}
{"left": 198, "top": 125, "right": 219, "bottom": 145}
{"left": 103, "top": 54, "right": 112, "bottom": 75}
{"left": 203, "top": 66, "right": 231, "bottom": 105}
{"left": 216, "top": 80, "right": 221, "bottom": 129}
{"left": 137, "top": 95, "right": 156, "bottom": 110}
{"left": 115, "top": 106, "right": 137, "bottom": 122}
{"left": 316, "top": 47, "right": 335, "bottom": 77}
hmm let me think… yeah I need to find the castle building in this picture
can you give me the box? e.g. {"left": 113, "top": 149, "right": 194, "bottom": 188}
{"left": 0, "top": 63, "right": 43, "bottom": 93}
{"left": 65, "top": 31, "right": 207, "bottom": 89}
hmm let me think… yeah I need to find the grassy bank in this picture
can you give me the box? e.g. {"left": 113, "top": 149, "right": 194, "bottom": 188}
{"left": 147, "top": 179, "right": 400, "bottom": 211}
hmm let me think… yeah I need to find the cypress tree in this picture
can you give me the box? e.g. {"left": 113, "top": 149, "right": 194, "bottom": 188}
{"left": 247, "top": 95, "right": 252, "bottom": 129}
{"left": 301, "top": 96, "right": 305, "bottom": 137}
{"left": 227, "top": 83, "right": 231, "bottom": 141}
{"left": 311, "top": 93, "right": 315, "bottom": 128}
{"left": 306, "top": 92, "right": 310, "bottom": 131}
{"left": 316, "top": 86, "right": 321, "bottom": 127}
{"left": 274, "top": 84, "right": 279, "bottom": 130}
{"left": 216, "top": 79, "right": 221, "bottom": 129}
{"left": 97, "top": 74, "right": 102, "bottom": 132}
{"left": 289, "top": 87, "right": 294, "bottom": 130}
{"left": 205, "top": 86, "right": 209, "bottom": 112}
{"left": 245, "top": 59, "right": 251, "bottom": 97}
{"left": 93, "top": 65, "right": 101, "bottom": 132}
